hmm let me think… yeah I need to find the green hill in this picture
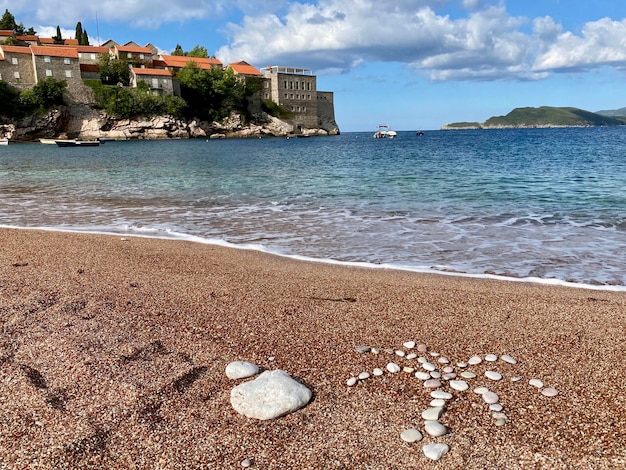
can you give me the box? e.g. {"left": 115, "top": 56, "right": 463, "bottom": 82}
{"left": 442, "top": 106, "right": 625, "bottom": 129}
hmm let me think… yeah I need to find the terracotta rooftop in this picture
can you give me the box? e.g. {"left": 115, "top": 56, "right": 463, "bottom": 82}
{"left": 159, "top": 54, "right": 222, "bottom": 69}
{"left": 228, "top": 61, "right": 263, "bottom": 76}
{"left": 30, "top": 45, "right": 79, "bottom": 58}
{"left": 76, "top": 45, "right": 109, "bottom": 54}
{"left": 0, "top": 45, "right": 32, "bottom": 54}
{"left": 131, "top": 67, "right": 172, "bottom": 76}
{"left": 116, "top": 45, "right": 152, "bottom": 54}
{"left": 15, "top": 35, "right": 38, "bottom": 41}
{"left": 0, "top": 30, "right": 13, "bottom": 37}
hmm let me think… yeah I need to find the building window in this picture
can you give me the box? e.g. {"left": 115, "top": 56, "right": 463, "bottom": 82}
{"left": 46, "top": 69, "right": 53, "bottom": 77}
{"left": 11, "top": 57, "right": 18, "bottom": 65}
{"left": 290, "top": 93, "right": 294, "bottom": 99}
{"left": 297, "top": 106, "right": 300, "bottom": 112}
{"left": 284, "top": 80, "right": 287, "bottom": 88}
{"left": 264, "top": 81, "right": 269, "bottom": 88}
{"left": 140, "top": 54, "right": 145, "bottom": 60}
{"left": 289, "top": 81, "right": 293, "bottom": 89}
{"left": 152, "top": 78, "right": 159, "bottom": 88}
{"left": 303, "top": 106, "right": 306, "bottom": 112}
{"left": 65, "top": 70, "right": 72, "bottom": 78}
{"left": 307, "top": 94, "right": 311, "bottom": 100}
{"left": 44, "top": 56, "right": 51, "bottom": 63}
{"left": 264, "top": 93, "right": 269, "bottom": 99}
{"left": 284, "top": 93, "right": 288, "bottom": 99}
{"left": 64, "top": 58, "right": 71, "bottom": 65}
{"left": 91, "top": 53, "right": 96, "bottom": 60}
{"left": 296, "top": 94, "right": 299, "bottom": 100}
{"left": 13, "top": 71, "right": 20, "bottom": 79}
{"left": 127, "top": 53, "right": 132, "bottom": 59}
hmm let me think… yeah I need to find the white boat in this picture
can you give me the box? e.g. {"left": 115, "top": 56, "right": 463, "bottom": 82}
{"left": 373, "top": 125, "right": 397, "bottom": 139}
{"left": 39, "top": 138, "right": 59, "bottom": 144}
{"left": 0, "top": 138, "right": 8, "bottom": 146}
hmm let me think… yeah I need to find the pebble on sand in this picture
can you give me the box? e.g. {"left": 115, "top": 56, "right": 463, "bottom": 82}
{"left": 485, "top": 370, "right": 503, "bottom": 381}
{"left": 529, "top": 378, "right": 544, "bottom": 388}
{"left": 422, "top": 443, "right": 450, "bottom": 461}
{"left": 541, "top": 387, "right": 559, "bottom": 397}
{"left": 400, "top": 428, "right": 423, "bottom": 443}
{"left": 387, "top": 362, "right": 401, "bottom": 373}
{"left": 424, "top": 420, "right": 447, "bottom": 437}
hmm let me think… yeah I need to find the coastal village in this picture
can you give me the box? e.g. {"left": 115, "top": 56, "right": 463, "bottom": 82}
{"left": 0, "top": 29, "right": 338, "bottom": 138}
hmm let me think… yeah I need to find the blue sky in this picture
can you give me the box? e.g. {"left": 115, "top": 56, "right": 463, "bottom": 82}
{"left": 5, "top": 0, "right": 626, "bottom": 131}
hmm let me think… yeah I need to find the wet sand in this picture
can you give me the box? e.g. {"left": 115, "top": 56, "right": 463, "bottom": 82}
{"left": 0, "top": 227, "right": 624, "bottom": 469}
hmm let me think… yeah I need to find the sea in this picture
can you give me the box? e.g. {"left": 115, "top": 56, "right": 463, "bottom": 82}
{"left": 2, "top": 128, "right": 626, "bottom": 291}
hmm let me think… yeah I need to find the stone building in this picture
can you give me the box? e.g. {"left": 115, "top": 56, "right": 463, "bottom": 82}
{"left": 0, "top": 45, "right": 37, "bottom": 89}
{"left": 130, "top": 67, "right": 174, "bottom": 96}
{"left": 261, "top": 66, "right": 335, "bottom": 132}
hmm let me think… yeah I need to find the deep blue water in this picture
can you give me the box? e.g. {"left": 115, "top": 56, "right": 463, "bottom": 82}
{"left": 2, "top": 128, "right": 626, "bottom": 289}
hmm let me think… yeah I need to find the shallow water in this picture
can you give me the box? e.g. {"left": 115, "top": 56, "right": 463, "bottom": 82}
{"left": 2, "top": 128, "right": 626, "bottom": 289}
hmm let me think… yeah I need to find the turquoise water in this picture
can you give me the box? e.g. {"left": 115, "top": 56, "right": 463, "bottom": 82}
{"left": 2, "top": 128, "right": 626, "bottom": 289}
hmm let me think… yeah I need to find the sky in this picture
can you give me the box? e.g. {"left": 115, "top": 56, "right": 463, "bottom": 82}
{"left": 4, "top": 0, "right": 626, "bottom": 131}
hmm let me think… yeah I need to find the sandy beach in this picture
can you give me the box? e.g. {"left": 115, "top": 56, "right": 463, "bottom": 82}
{"left": 0, "top": 227, "right": 624, "bottom": 469}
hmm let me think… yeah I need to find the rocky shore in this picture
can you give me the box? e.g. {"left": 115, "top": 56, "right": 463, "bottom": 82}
{"left": 0, "top": 104, "right": 339, "bottom": 142}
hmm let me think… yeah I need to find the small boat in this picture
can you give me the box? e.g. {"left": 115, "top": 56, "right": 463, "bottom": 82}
{"left": 416, "top": 130, "right": 424, "bottom": 136}
{"left": 0, "top": 138, "right": 8, "bottom": 146}
{"left": 55, "top": 139, "right": 101, "bottom": 147}
{"left": 39, "top": 138, "right": 59, "bottom": 144}
{"left": 373, "top": 125, "right": 397, "bottom": 139}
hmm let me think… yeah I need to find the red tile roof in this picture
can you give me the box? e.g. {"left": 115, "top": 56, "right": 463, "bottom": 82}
{"left": 159, "top": 54, "right": 222, "bottom": 70}
{"left": 228, "top": 61, "right": 262, "bottom": 76}
{"left": 116, "top": 45, "right": 152, "bottom": 54}
{"left": 31, "top": 46, "right": 78, "bottom": 58}
{"left": 131, "top": 67, "right": 171, "bottom": 77}
{"left": 16, "top": 35, "right": 38, "bottom": 41}
{"left": 76, "top": 46, "right": 109, "bottom": 54}
{"left": 0, "top": 45, "right": 32, "bottom": 54}
{"left": 0, "top": 30, "right": 14, "bottom": 37}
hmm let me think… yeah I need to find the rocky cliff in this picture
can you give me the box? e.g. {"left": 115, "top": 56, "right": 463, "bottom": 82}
{"left": 0, "top": 104, "right": 340, "bottom": 142}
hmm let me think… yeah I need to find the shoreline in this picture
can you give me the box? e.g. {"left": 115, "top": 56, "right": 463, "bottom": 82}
{"left": 1, "top": 227, "right": 625, "bottom": 468}
{"left": 3, "top": 224, "right": 624, "bottom": 293}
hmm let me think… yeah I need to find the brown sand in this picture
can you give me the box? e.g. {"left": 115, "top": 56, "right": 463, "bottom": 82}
{"left": 0, "top": 227, "right": 624, "bottom": 469}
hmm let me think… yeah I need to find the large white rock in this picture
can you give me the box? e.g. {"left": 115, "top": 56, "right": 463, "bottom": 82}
{"left": 225, "top": 361, "right": 259, "bottom": 380}
{"left": 423, "top": 443, "right": 450, "bottom": 461}
{"left": 230, "top": 370, "right": 312, "bottom": 420}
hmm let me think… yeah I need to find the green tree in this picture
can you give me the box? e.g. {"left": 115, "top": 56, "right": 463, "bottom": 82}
{"left": 172, "top": 44, "right": 184, "bottom": 56}
{"left": 80, "top": 29, "right": 89, "bottom": 45}
{"left": 75, "top": 22, "right": 83, "bottom": 43}
{"left": 0, "top": 9, "right": 16, "bottom": 30}
{"left": 15, "top": 22, "right": 25, "bottom": 35}
{"left": 19, "top": 77, "right": 67, "bottom": 111}
{"left": 0, "top": 80, "right": 22, "bottom": 117}
{"left": 98, "top": 53, "right": 130, "bottom": 86}
{"left": 53, "top": 25, "right": 63, "bottom": 44}
{"left": 187, "top": 45, "right": 208, "bottom": 58}
{"left": 25, "top": 26, "right": 36, "bottom": 35}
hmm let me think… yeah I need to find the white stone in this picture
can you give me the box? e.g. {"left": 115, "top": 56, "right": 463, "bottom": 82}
{"left": 430, "top": 371, "right": 441, "bottom": 379}
{"left": 449, "top": 380, "right": 469, "bottom": 391}
{"left": 474, "top": 386, "right": 489, "bottom": 395}
{"left": 443, "top": 366, "right": 454, "bottom": 373}
{"left": 424, "top": 420, "right": 447, "bottom": 437}
{"left": 417, "top": 344, "right": 428, "bottom": 352}
{"left": 495, "top": 418, "right": 507, "bottom": 426}
{"left": 403, "top": 341, "right": 416, "bottom": 349}
{"left": 511, "top": 376, "right": 522, "bottom": 382}
{"left": 358, "top": 372, "right": 370, "bottom": 380}
{"left": 417, "top": 356, "right": 427, "bottom": 364}
{"left": 460, "top": 371, "right": 477, "bottom": 379}
{"left": 485, "top": 354, "right": 498, "bottom": 362}
{"left": 373, "top": 368, "right": 384, "bottom": 376}
{"left": 430, "top": 398, "right": 446, "bottom": 407}
{"left": 371, "top": 347, "right": 381, "bottom": 354}
{"left": 541, "top": 387, "right": 559, "bottom": 397}
{"left": 406, "top": 353, "right": 417, "bottom": 360}
{"left": 489, "top": 403, "right": 503, "bottom": 411}
{"left": 403, "top": 367, "right": 415, "bottom": 373}
{"left": 422, "top": 443, "right": 449, "bottom": 461}
{"left": 457, "top": 361, "right": 468, "bottom": 368}
{"left": 437, "top": 356, "right": 450, "bottom": 364}
{"left": 355, "top": 346, "right": 371, "bottom": 354}
{"left": 387, "top": 362, "right": 401, "bottom": 373}
{"left": 230, "top": 370, "right": 312, "bottom": 420}
{"left": 485, "top": 371, "right": 502, "bottom": 381}
{"left": 400, "top": 428, "right": 423, "bottom": 443}
{"left": 501, "top": 354, "right": 518, "bottom": 364}
{"left": 395, "top": 350, "right": 406, "bottom": 357}
{"left": 430, "top": 390, "right": 452, "bottom": 400}
{"left": 225, "top": 361, "right": 260, "bottom": 380}
{"left": 430, "top": 351, "right": 440, "bottom": 357}
{"left": 468, "top": 355, "right": 482, "bottom": 365}
{"left": 529, "top": 378, "right": 544, "bottom": 388}
{"left": 421, "top": 406, "right": 444, "bottom": 421}
{"left": 424, "top": 379, "right": 441, "bottom": 388}
{"left": 492, "top": 412, "right": 507, "bottom": 419}
{"left": 482, "top": 391, "right": 499, "bottom": 404}
{"left": 442, "top": 373, "right": 456, "bottom": 380}
{"left": 414, "top": 371, "right": 430, "bottom": 380}
{"left": 422, "top": 362, "right": 436, "bottom": 371}
{"left": 347, "top": 377, "right": 357, "bottom": 386}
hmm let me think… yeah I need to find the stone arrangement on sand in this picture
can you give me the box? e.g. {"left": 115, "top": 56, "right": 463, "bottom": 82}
{"left": 348, "top": 341, "right": 559, "bottom": 462}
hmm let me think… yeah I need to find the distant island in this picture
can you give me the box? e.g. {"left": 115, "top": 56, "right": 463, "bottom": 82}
{"left": 442, "top": 106, "right": 626, "bottom": 130}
